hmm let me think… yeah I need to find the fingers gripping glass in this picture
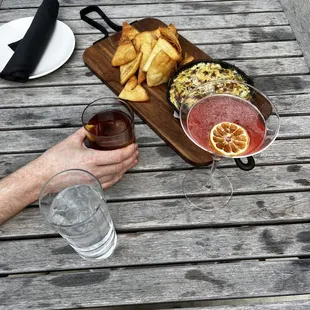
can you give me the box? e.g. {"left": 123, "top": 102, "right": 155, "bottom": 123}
{"left": 179, "top": 80, "right": 280, "bottom": 211}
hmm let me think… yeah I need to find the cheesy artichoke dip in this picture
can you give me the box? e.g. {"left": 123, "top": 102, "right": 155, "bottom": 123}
{"left": 169, "top": 62, "right": 251, "bottom": 110}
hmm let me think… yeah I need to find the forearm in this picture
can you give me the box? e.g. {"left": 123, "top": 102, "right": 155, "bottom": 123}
{"left": 0, "top": 158, "right": 48, "bottom": 224}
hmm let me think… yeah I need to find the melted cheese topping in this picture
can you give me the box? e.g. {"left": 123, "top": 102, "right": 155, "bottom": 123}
{"left": 169, "top": 62, "right": 251, "bottom": 110}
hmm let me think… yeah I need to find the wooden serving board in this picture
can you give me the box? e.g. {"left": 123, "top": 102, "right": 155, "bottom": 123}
{"left": 83, "top": 18, "right": 213, "bottom": 166}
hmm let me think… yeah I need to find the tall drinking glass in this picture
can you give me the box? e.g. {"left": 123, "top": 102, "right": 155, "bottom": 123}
{"left": 39, "top": 169, "right": 117, "bottom": 260}
{"left": 179, "top": 80, "right": 280, "bottom": 211}
{"left": 82, "top": 97, "right": 135, "bottom": 150}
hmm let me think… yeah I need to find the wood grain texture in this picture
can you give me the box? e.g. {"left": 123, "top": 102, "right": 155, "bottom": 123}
{"left": 0, "top": 87, "right": 309, "bottom": 114}
{"left": 1, "top": 191, "right": 310, "bottom": 239}
{"left": 0, "top": 0, "right": 284, "bottom": 9}
{"left": 2, "top": 65, "right": 309, "bottom": 91}
{"left": 0, "top": 26, "right": 296, "bottom": 59}
{"left": 0, "top": 0, "right": 241, "bottom": 8}
{"left": 59, "top": 13, "right": 290, "bottom": 34}
{"left": 72, "top": 26, "right": 297, "bottom": 50}
{"left": 64, "top": 41, "right": 303, "bottom": 68}
{"left": 1, "top": 259, "right": 310, "bottom": 310}
{"left": 281, "top": 0, "right": 310, "bottom": 68}
{"left": 0, "top": 114, "right": 308, "bottom": 153}
{"left": 0, "top": 13, "right": 289, "bottom": 34}
{"left": 1, "top": 139, "right": 310, "bottom": 179}
{"left": 0, "top": 1, "right": 283, "bottom": 22}
{"left": 2, "top": 223, "right": 310, "bottom": 274}
{"left": 168, "top": 300, "right": 310, "bottom": 309}
{"left": 2, "top": 162, "right": 310, "bottom": 204}
{"left": 1, "top": 0, "right": 310, "bottom": 308}
{"left": 84, "top": 164, "right": 310, "bottom": 201}
{"left": 1, "top": 57, "right": 308, "bottom": 89}
{"left": 43, "top": 49, "right": 310, "bottom": 75}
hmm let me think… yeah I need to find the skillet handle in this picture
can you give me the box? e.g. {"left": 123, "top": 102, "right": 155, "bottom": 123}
{"left": 80, "top": 6, "right": 122, "bottom": 44}
{"left": 234, "top": 156, "right": 255, "bottom": 171}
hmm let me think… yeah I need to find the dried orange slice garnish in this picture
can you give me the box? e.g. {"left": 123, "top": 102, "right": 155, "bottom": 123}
{"left": 210, "top": 122, "right": 250, "bottom": 156}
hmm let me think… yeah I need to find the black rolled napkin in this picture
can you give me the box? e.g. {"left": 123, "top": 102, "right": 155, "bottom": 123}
{"left": 0, "top": 0, "right": 59, "bottom": 82}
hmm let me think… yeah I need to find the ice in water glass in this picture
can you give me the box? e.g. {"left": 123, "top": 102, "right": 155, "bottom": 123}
{"left": 39, "top": 169, "right": 117, "bottom": 260}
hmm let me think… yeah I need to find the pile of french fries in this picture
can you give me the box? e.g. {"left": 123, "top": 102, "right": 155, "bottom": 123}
{"left": 111, "top": 22, "right": 194, "bottom": 102}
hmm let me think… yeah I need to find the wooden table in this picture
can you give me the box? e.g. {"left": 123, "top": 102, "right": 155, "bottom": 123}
{"left": 1, "top": 0, "right": 310, "bottom": 309}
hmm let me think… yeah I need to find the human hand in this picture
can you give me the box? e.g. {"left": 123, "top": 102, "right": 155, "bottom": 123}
{"left": 36, "top": 127, "right": 139, "bottom": 189}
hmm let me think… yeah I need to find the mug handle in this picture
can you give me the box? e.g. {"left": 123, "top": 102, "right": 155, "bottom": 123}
{"left": 234, "top": 156, "right": 255, "bottom": 171}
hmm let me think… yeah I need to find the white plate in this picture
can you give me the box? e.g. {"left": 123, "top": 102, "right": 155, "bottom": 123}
{"left": 0, "top": 17, "right": 75, "bottom": 79}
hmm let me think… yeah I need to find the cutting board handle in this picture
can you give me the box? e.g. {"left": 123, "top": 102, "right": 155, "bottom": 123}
{"left": 80, "top": 6, "right": 122, "bottom": 44}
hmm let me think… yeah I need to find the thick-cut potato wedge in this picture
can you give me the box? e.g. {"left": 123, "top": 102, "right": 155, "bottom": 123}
{"left": 112, "top": 36, "right": 137, "bottom": 66}
{"left": 146, "top": 50, "right": 177, "bottom": 87}
{"left": 138, "top": 43, "right": 153, "bottom": 84}
{"left": 119, "top": 76, "right": 149, "bottom": 101}
{"left": 143, "top": 38, "right": 181, "bottom": 72}
{"left": 120, "top": 21, "right": 139, "bottom": 42}
{"left": 120, "top": 52, "right": 142, "bottom": 85}
{"left": 133, "top": 31, "right": 157, "bottom": 52}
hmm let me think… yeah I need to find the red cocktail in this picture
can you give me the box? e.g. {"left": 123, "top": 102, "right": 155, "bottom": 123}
{"left": 179, "top": 80, "right": 280, "bottom": 211}
{"left": 187, "top": 94, "right": 266, "bottom": 156}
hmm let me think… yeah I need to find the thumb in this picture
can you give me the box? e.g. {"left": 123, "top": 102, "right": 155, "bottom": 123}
{"left": 72, "top": 126, "right": 87, "bottom": 143}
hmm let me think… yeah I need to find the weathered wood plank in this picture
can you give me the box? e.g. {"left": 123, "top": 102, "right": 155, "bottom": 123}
{"left": 0, "top": 27, "right": 295, "bottom": 75}
{"left": 74, "top": 26, "right": 295, "bottom": 51}
{"left": 2, "top": 191, "right": 310, "bottom": 238}
{"left": 254, "top": 75, "right": 310, "bottom": 95}
{"left": 1, "top": 100, "right": 309, "bottom": 130}
{"left": 61, "top": 13, "right": 289, "bottom": 34}
{"left": 0, "top": 115, "right": 308, "bottom": 153}
{"left": 65, "top": 41, "right": 303, "bottom": 68}
{"left": 0, "top": 1, "right": 308, "bottom": 308}
{"left": 1, "top": 259, "right": 310, "bottom": 310}
{"left": 2, "top": 223, "right": 310, "bottom": 274}
{"left": 0, "top": 86, "right": 308, "bottom": 114}
{"left": 0, "top": 85, "right": 115, "bottom": 108}
{"left": 1, "top": 138, "right": 310, "bottom": 179}
{"left": 61, "top": 52, "right": 309, "bottom": 77}
{"left": 0, "top": 1, "right": 284, "bottom": 22}
{"left": 168, "top": 300, "right": 310, "bottom": 310}
{"left": 0, "top": 105, "right": 146, "bottom": 130}
{"left": 281, "top": 0, "right": 310, "bottom": 68}
{"left": 229, "top": 58, "right": 308, "bottom": 76}
{"left": 0, "top": 0, "right": 283, "bottom": 9}
{"left": 0, "top": 13, "right": 289, "bottom": 34}
{"left": 103, "top": 164, "right": 310, "bottom": 200}
{"left": 0, "top": 0, "right": 233, "bottom": 8}
{"left": 0, "top": 126, "right": 159, "bottom": 153}
{"left": 2, "top": 158, "right": 309, "bottom": 200}
{"left": 205, "top": 41, "right": 302, "bottom": 60}
{"left": 0, "top": 57, "right": 306, "bottom": 89}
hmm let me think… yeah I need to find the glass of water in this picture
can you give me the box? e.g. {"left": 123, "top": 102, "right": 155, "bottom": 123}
{"left": 39, "top": 169, "right": 117, "bottom": 260}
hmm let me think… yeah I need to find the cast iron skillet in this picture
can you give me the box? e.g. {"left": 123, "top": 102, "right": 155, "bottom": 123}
{"left": 166, "top": 59, "right": 255, "bottom": 171}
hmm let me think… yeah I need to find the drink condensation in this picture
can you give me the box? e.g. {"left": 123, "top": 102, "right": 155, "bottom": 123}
{"left": 50, "top": 184, "right": 117, "bottom": 260}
